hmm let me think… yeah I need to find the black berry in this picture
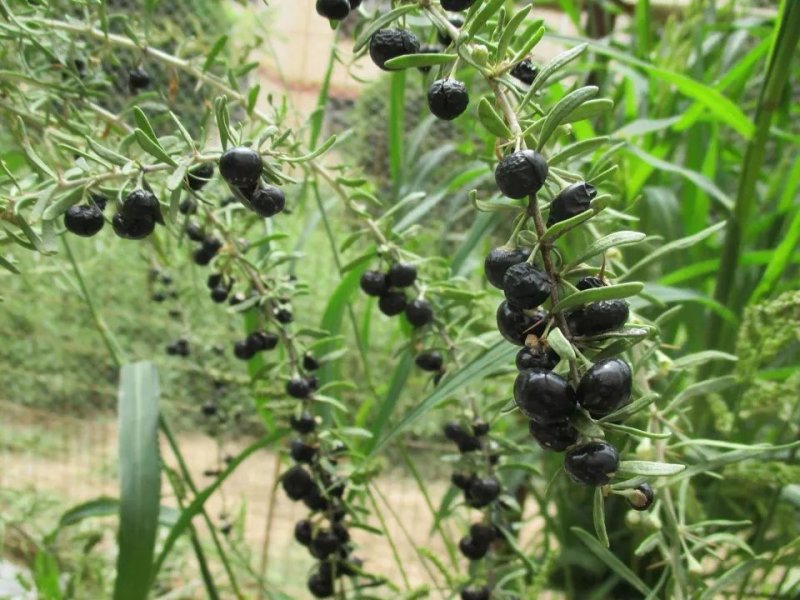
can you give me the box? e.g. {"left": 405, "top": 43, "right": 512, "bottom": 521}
{"left": 451, "top": 472, "right": 472, "bottom": 490}
{"left": 316, "top": 0, "right": 350, "bottom": 20}
{"left": 64, "top": 204, "right": 104, "bottom": 237}
{"left": 290, "top": 411, "right": 316, "bottom": 434}
{"left": 250, "top": 185, "right": 285, "bottom": 218}
{"left": 287, "top": 377, "right": 312, "bottom": 399}
{"left": 564, "top": 441, "right": 620, "bottom": 486}
{"left": 153, "top": 292, "right": 167, "bottom": 303}
{"left": 247, "top": 330, "right": 279, "bottom": 352}
{"left": 495, "top": 150, "right": 549, "bottom": 199}
{"left": 510, "top": 58, "right": 538, "bottom": 85}
{"left": 567, "top": 300, "right": 629, "bottom": 337}
{"left": 484, "top": 246, "right": 531, "bottom": 289}
{"left": 378, "top": 291, "right": 406, "bottom": 316}
{"left": 128, "top": 67, "right": 150, "bottom": 91}
{"left": 627, "top": 483, "right": 655, "bottom": 511}
{"left": 210, "top": 286, "right": 229, "bottom": 303}
{"left": 514, "top": 368, "right": 576, "bottom": 423}
{"left": 472, "top": 420, "right": 490, "bottom": 437}
{"left": 186, "top": 163, "right": 214, "bottom": 191}
{"left": 201, "top": 401, "right": 217, "bottom": 417}
{"left": 459, "top": 535, "right": 489, "bottom": 560}
{"left": 428, "top": 79, "right": 469, "bottom": 121}
{"left": 207, "top": 273, "right": 223, "bottom": 289}
{"left": 307, "top": 570, "right": 334, "bottom": 598}
{"left": 443, "top": 421, "right": 467, "bottom": 442}
{"left": 503, "top": 262, "right": 551, "bottom": 309}
{"left": 369, "top": 28, "right": 420, "bottom": 71}
{"left": 442, "top": 0, "right": 476, "bottom": 11}
{"left": 387, "top": 262, "right": 417, "bottom": 287}
{"left": 515, "top": 345, "right": 559, "bottom": 371}
{"left": 529, "top": 419, "right": 578, "bottom": 452}
{"left": 281, "top": 465, "right": 315, "bottom": 500}
{"left": 360, "top": 270, "right": 389, "bottom": 296}
{"left": 547, "top": 182, "right": 597, "bottom": 227}
{"left": 405, "top": 299, "right": 433, "bottom": 327}
{"left": 437, "top": 16, "right": 464, "bottom": 45}
{"left": 349, "top": 0, "right": 362, "bottom": 8}
{"left": 290, "top": 439, "right": 317, "bottom": 463}
{"left": 303, "top": 353, "right": 320, "bottom": 371}
{"left": 466, "top": 476, "right": 501, "bottom": 508}
{"left": 576, "top": 275, "right": 605, "bottom": 291}
{"left": 219, "top": 147, "right": 263, "bottom": 189}
{"left": 122, "top": 189, "right": 162, "bottom": 223}
{"left": 303, "top": 487, "right": 328, "bottom": 511}
{"left": 470, "top": 523, "right": 496, "bottom": 546}
{"left": 275, "top": 307, "right": 294, "bottom": 323}
{"left": 460, "top": 586, "right": 491, "bottom": 600}
{"left": 179, "top": 198, "right": 197, "bottom": 215}
{"left": 496, "top": 302, "right": 546, "bottom": 346}
{"left": 89, "top": 193, "right": 107, "bottom": 211}
{"left": 233, "top": 340, "right": 256, "bottom": 361}
{"left": 310, "top": 529, "right": 340, "bottom": 559}
{"left": 112, "top": 212, "right": 154, "bottom": 240}
{"left": 294, "top": 519, "right": 313, "bottom": 546}
{"left": 193, "top": 248, "right": 214, "bottom": 266}
{"left": 576, "top": 358, "right": 632, "bottom": 418}
{"left": 415, "top": 350, "right": 443, "bottom": 372}
{"left": 185, "top": 221, "right": 205, "bottom": 242}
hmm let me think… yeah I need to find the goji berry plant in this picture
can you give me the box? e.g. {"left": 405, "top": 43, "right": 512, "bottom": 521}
{"left": 0, "top": 1, "right": 799, "bottom": 599}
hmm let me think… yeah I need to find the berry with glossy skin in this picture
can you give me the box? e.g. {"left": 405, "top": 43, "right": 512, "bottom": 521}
{"left": 442, "top": 0, "right": 476, "bottom": 11}
{"left": 459, "top": 535, "right": 489, "bottom": 560}
{"left": 290, "top": 439, "right": 317, "bottom": 463}
{"left": 576, "top": 358, "right": 632, "bottom": 418}
{"left": 496, "top": 302, "right": 546, "bottom": 346}
{"left": 378, "top": 291, "right": 406, "bottom": 316}
{"left": 503, "top": 262, "right": 551, "bottom": 309}
{"left": 443, "top": 421, "right": 467, "bottom": 442}
{"left": 193, "top": 248, "right": 214, "bottom": 266}
{"left": 437, "top": 16, "right": 464, "bottom": 45}
{"left": 248, "top": 330, "right": 279, "bottom": 352}
{"left": 128, "top": 67, "right": 150, "bottom": 91}
{"left": 510, "top": 58, "right": 538, "bottom": 85}
{"left": 316, "top": 0, "right": 350, "bottom": 20}
{"left": 472, "top": 420, "right": 490, "bottom": 436}
{"left": 405, "top": 299, "right": 434, "bottom": 327}
{"left": 349, "top": 0, "right": 362, "bottom": 8}
{"left": 568, "top": 300, "right": 629, "bottom": 337}
{"left": 470, "top": 523, "right": 496, "bottom": 546}
{"left": 207, "top": 273, "right": 223, "bottom": 289}
{"left": 123, "top": 189, "right": 162, "bottom": 222}
{"left": 564, "top": 441, "right": 620, "bottom": 486}
{"left": 466, "top": 477, "right": 501, "bottom": 508}
{"left": 415, "top": 350, "right": 443, "bottom": 372}
{"left": 233, "top": 340, "right": 256, "bottom": 361}
{"left": 210, "top": 286, "right": 229, "bottom": 303}
{"left": 451, "top": 472, "right": 473, "bottom": 489}
{"left": 179, "top": 198, "right": 197, "bottom": 215}
{"left": 202, "top": 236, "right": 223, "bottom": 255}
{"left": 287, "top": 377, "right": 312, "bottom": 399}
{"left": 360, "top": 270, "right": 389, "bottom": 296}
{"left": 387, "top": 262, "right": 417, "bottom": 287}
{"left": 307, "top": 570, "right": 334, "bottom": 598}
{"left": 281, "top": 465, "right": 315, "bottom": 500}
{"left": 294, "top": 519, "right": 313, "bottom": 546}
{"left": 576, "top": 275, "right": 605, "bottom": 291}
{"left": 516, "top": 345, "right": 559, "bottom": 371}
{"left": 484, "top": 246, "right": 531, "bottom": 289}
{"left": 369, "top": 28, "right": 420, "bottom": 71}
{"left": 428, "top": 79, "right": 469, "bottom": 120}
{"left": 310, "top": 529, "right": 340, "bottom": 559}
{"left": 514, "top": 368, "right": 576, "bottom": 423}
{"left": 460, "top": 586, "right": 491, "bottom": 600}
{"left": 303, "top": 487, "right": 328, "bottom": 511}
{"left": 219, "top": 147, "right": 263, "bottom": 189}
{"left": 186, "top": 163, "right": 214, "bottom": 191}
{"left": 548, "top": 182, "right": 597, "bottom": 226}
{"left": 88, "top": 193, "right": 107, "bottom": 211}
{"left": 250, "top": 185, "right": 285, "bottom": 218}
{"left": 529, "top": 419, "right": 578, "bottom": 452}
{"left": 495, "top": 150, "right": 549, "bottom": 199}
{"left": 290, "top": 411, "right": 316, "bottom": 434}
{"left": 185, "top": 221, "right": 205, "bottom": 242}
{"left": 303, "top": 353, "right": 320, "bottom": 371}
{"left": 275, "top": 307, "right": 294, "bottom": 323}
{"left": 64, "top": 204, "right": 104, "bottom": 237}
{"left": 627, "top": 483, "right": 655, "bottom": 511}
{"left": 112, "top": 213, "right": 154, "bottom": 240}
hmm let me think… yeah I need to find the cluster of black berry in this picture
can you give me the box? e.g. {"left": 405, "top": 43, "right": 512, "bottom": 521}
{"left": 315, "top": 0, "right": 361, "bottom": 21}
{"left": 359, "top": 262, "right": 435, "bottom": 327}
{"left": 232, "top": 329, "right": 279, "bottom": 361}
{"left": 219, "top": 146, "right": 286, "bottom": 219}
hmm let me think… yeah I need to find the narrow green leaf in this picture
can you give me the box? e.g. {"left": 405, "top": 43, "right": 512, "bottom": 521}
{"left": 566, "top": 231, "right": 646, "bottom": 270}
{"left": 497, "top": 5, "right": 531, "bottom": 61}
{"left": 511, "top": 25, "right": 545, "bottom": 65}
{"left": 168, "top": 111, "right": 196, "bottom": 150}
{"left": 549, "top": 136, "right": 609, "bottom": 166}
{"left": 86, "top": 137, "right": 129, "bottom": 167}
{"left": 202, "top": 35, "right": 228, "bottom": 72}
{"left": 284, "top": 135, "right": 337, "bottom": 163}
{"left": 247, "top": 84, "right": 261, "bottom": 115}
{"left": 363, "top": 352, "right": 413, "bottom": 454}
{"left": 562, "top": 98, "right": 614, "bottom": 123}
{"left": 384, "top": 53, "right": 457, "bottom": 69}
{"left": 552, "top": 282, "right": 644, "bottom": 313}
{"left": 0, "top": 255, "right": 20, "bottom": 274}
{"left": 598, "top": 392, "right": 659, "bottom": 423}
{"left": 572, "top": 527, "right": 651, "bottom": 595}
{"left": 618, "top": 461, "right": 685, "bottom": 476}
{"left": 467, "top": 0, "right": 505, "bottom": 37}
{"left": 537, "top": 86, "right": 598, "bottom": 150}
{"left": 132, "top": 107, "right": 159, "bottom": 144}
{"left": 525, "top": 43, "right": 587, "bottom": 100}
{"left": 478, "top": 97, "right": 512, "bottom": 138}
{"left": 593, "top": 488, "right": 609, "bottom": 547}
{"left": 546, "top": 326, "right": 574, "bottom": 361}
{"left": 134, "top": 129, "right": 177, "bottom": 167}
{"left": 671, "top": 351, "right": 737, "bottom": 369}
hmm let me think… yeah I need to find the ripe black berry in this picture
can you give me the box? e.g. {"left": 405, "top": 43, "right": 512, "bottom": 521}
{"left": 303, "top": 353, "right": 320, "bottom": 371}
{"left": 316, "top": 0, "right": 350, "bottom": 20}
{"left": 428, "top": 79, "right": 469, "bottom": 120}
{"left": 472, "top": 420, "right": 490, "bottom": 437}
{"left": 484, "top": 246, "right": 531, "bottom": 289}
{"left": 193, "top": 248, "right": 214, "bottom": 266}
{"left": 281, "top": 465, "right": 315, "bottom": 500}
{"left": 333, "top": 522, "right": 350, "bottom": 544}
{"left": 510, "top": 58, "right": 538, "bottom": 85}
{"left": 565, "top": 441, "right": 620, "bottom": 486}
{"left": 185, "top": 221, "right": 205, "bottom": 242}
{"left": 547, "top": 182, "right": 597, "bottom": 226}
{"left": 219, "top": 147, "right": 263, "bottom": 189}
{"left": 451, "top": 472, "right": 473, "bottom": 490}
{"left": 207, "top": 273, "right": 223, "bottom": 289}
{"left": 378, "top": 291, "right": 406, "bottom": 316}
{"left": 307, "top": 570, "right": 334, "bottom": 598}
{"left": 287, "top": 377, "right": 312, "bottom": 399}
{"left": 415, "top": 350, "right": 443, "bottom": 372}
{"left": 387, "top": 262, "right": 417, "bottom": 287}
{"left": 290, "top": 439, "right": 317, "bottom": 463}
{"left": 233, "top": 340, "right": 256, "bottom": 361}
{"left": 186, "top": 163, "right": 214, "bottom": 191}
{"left": 64, "top": 204, "right": 104, "bottom": 237}
{"left": 503, "top": 262, "right": 551, "bottom": 309}
{"left": 123, "top": 189, "right": 162, "bottom": 223}
{"left": 514, "top": 368, "right": 576, "bottom": 423}
{"left": 290, "top": 411, "right": 316, "bottom": 434}
{"left": 369, "top": 28, "right": 420, "bottom": 71}
{"left": 466, "top": 476, "right": 501, "bottom": 508}
{"left": 437, "top": 16, "right": 464, "bottom": 45}
{"left": 202, "top": 236, "right": 223, "bottom": 256}
{"left": 444, "top": 421, "right": 467, "bottom": 442}
{"left": 294, "top": 519, "right": 313, "bottom": 546}
{"left": 496, "top": 302, "right": 546, "bottom": 346}
{"left": 349, "top": 0, "right": 362, "bottom": 8}
{"left": 112, "top": 213, "right": 154, "bottom": 240}
{"left": 515, "top": 345, "right": 559, "bottom": 371}
{"left": 576, "top": 358, "right": 632, "bottom": 418}
{"left": 529, "top": 419, "right": 578, "bottom": 452}
{"left": 303, "top": 487, "right": 328, "bottom": 511}
{"left": 470, "top": 523, "right": 496, "bottom": 546}
{"left": 442, "top": 0, "right": 476, "bottom": 11}
{"left": 248, "top": 330, "right": 278, "bottom": 351}
{"left": 627, "top": 483, "right": 655, "bottom": 511}
{"left": 310, "top": 530, "right": 340, "bottom": 559}
{"left": 201, "top": 401, "right": 217, "bottom": 417}
{"left": 460, "top": 586, "right": 491, "bottom": 600}
{"left": 250, "top": 185, "right": 285, "bottom": 218}
{"left": 405, "top": 299, "right": 433, "bottom": 327}
{"left": 360, "top": 270, "right": 389, "bottom": 296}
{"left": 568, "top": 300, "right": 629, "bottom": 337}
{"left": 89, "top": 193, "right": 107, "bottom": 211}
{"left": 275, "top": 307, "right": 294, "bottom": 323}
{"left": 128, "top": 67, "right": 150, "bottom": 91}
{"left": 210, "top": 286, "right": 229, "bottom": 303}
{"left": 153, "top": 291, "right": 168, "bottom": 303}
{"left": 179, "top": 198, "right": 197, "bottom": 215}
{"left": 495, "top": 150, "right": 549, "bottom": 199}
{"left": 576, "top": 276, "right": 605, "bottom": 291}
{"left": 459, "top": 535, "right": 489, "bottom": 560}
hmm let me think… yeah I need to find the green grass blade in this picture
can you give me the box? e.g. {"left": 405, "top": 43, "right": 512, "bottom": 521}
{"left": 571, "top": 527, "right": 651, "bottom": 595}
{"left": 363, "top": 351, "right": 413, "bottom": 455}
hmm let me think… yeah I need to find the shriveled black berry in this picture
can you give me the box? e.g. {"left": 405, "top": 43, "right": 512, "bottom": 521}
{"left": 64, "top": 204, "right": 104, "bottom": 237}
{"left": 303, "top": 353, "right": 320, "bottom": 371}
{"left": 201, "top": 401, "right": 217, "bottom": 417}
{"left": 503, "top": 263, "right": 551, "bottom": 309}
{"left": 250, "top": 185, "right": 285, "bottom": 218}
{"left": 428, "top": 79, "right": 469, "bottom": 120}
{"left": 451, "top": 472, "right": 473, "bottom": 490}
{"left": 281, "top": 465, "right": 315, "bottom": 500}
{"left": 417, "top": 44, "right": 442, "bottom": 73}
{"left": 219, "top": 147, "right": 263, "bottom": 189}
{"left": 564, "top": 441, "right": 620, "bottom": 486}
{"left": 210, "top": 286, "right": 229, "bottom": 303}
{"left": 186, "top": 163, "right": 214, "bottom": 191}
{"left": 290, "top": 411, "right": 316, "bottom": 434}
{"left": 495, "top": 150, "right": 549, "bottom": 199}
{"left": 88, "top": 193, "right": 107, "bottom": 211}
{"left": 484, "top": 246, "right": 531, "bottom": 289}
{"left": 307, "top": 570, "right": 334, "bottom": 598}
{"left": 387, "top": 262, "right": 417, "bottom": 287}
{"left": 576, "top": 276, "right": 605, "bottom": 291}
{"left": 415, "top": 350, "right": 443, "bottom": 372}
{"left": 437, "top": 16, "right": 464, "bottom": 45}
{"left": 405, "top": 299, "right": 433, "bottom": 327}
{"left": 369, "top": 28, "right": 420, "bottom": 71}
{"left": 496, "top": 302, "right": 546, "bottom": 346}
{"left": 112, "top": 212, "right": 154, "bottom": 240}
{"left": 179, "top": 198, "right": 197, "bottom": 215}
{"left": 128, "top": 67, "right": 150, "bottom": 90}
{"left": 233, "top": 340, "right": 256, "bottom": 361}
{"left": 627, "top": 483, "right": 655, "bottom": 511}
{"left": 290, "top": 439, "right": 317, "bottom": 463}
{"left": 459, "top": 535, "right": 489, "bottom": 560}
{"left": 287, "top": 377, "right": 312, "bottom": 399}
{"left": 378, "top": 291, "right": 406, "bottom": 316}
{"left": 460, "top": 586, "right": 491, "bottom": 600}
{"left": 510, "top": 58, "right": 538, "bottom": 85}
{"left": 185, "top": 221, "right": 205, "bottom": 242}
{"left": 248, "top": 330, "right": 278, "bottom": 351}
{"left": 547, "top": 182, "right": 597, "bottom": 226}
{"left": 360, "top": 270, "right": 389, "bottom": 296}
{"left": 516, "top": 345, "right": 559, "bottom": 371}
{"left": 472, "top": 420, "right": 490, "bottom": 437}
{"left": 568, "top": 300, "right": 629, "bottom": 337}
{"left": 470, "top": 523, "right": 496, "bottom": 546}
{"left": 514, "top": 368, "right": 576, "bottom": 423}
{"left": 294, "top": 519, "right": 313, "bottom": 546}
{"left": 442, "top": 0, "right": 475, "bottom": 11}
{"left": 466, "top": 476, "right": 501, "bottom": 508}
{"left": 275, "top": 307, "right": 294, "bottom": 323}
{"left": 122, "top": 189, "right": 162, "bottom": 223}
{"left": 316, "top": 0, "right": 350, "bottom": 20}
{"left": 576, "top": 358, "right": 632, "bottom": 418}
{"left": 529, "top": 419, "right": 578, "bottom": 452}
